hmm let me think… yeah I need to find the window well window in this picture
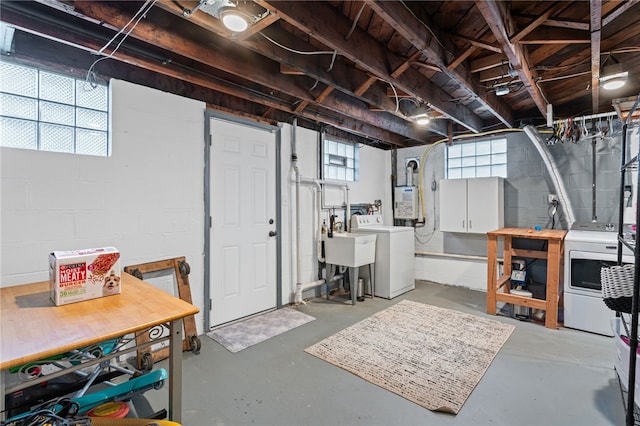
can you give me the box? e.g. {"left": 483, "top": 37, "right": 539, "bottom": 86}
{"left": 446, "top": 138, "right": 507, "bottom": 179}
{"left": 323, "top": 136, "right": 359, "bottom": 182}
{"left": 0, "top": 61, "right": 110, "bottom": 156}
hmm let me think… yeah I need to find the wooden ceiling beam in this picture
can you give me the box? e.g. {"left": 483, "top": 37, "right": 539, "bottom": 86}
{"left": 257, "top": 0, "right": 484, "bottom": 132}
{"left": 513, "top": 14, "right": 589, "bottom": 31}
{"left": 5, "top": 1, "right": 419, "bottom": 146}
{"left": 470, "top": 53, "right": 508, "bottom": 73}
{"left": 233, "top": 11, "right": 280, "bottom": 41}
{"left": 602, "top": 0, "right": 640, "bottom": 28}
{"left": 510, "top": 3, "right": 568, "bottom": 43}
{"left": 155, "top": 0, "right": 426, "bottom": 132}
{"left": 447, "top": 46, "right": 478, "bottom": 71}
{"left": 475, "top": 0, "right": 548, "bottom": 117}
{"left": 449, "top": 34, "right": 502, "bottom": 53}
{"left": 68, "top": 1, "right": 431, "bottom": 143}
{"left": 517, "top": 28, "right": 590, "bottom": 44}
{"left": 364, "top": 0, "right": 514, "bottom": 128}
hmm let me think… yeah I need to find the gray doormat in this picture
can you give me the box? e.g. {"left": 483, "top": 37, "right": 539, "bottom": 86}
{"left": 206, "top": 307, "right": 315, "bottom": 353}
{"left": 305, "top": 300, "right": 515, "bottom": 414}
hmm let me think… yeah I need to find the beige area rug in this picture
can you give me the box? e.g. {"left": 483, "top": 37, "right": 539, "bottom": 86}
{"left": 305, "top": 300, "right": 515, "bottom": 414}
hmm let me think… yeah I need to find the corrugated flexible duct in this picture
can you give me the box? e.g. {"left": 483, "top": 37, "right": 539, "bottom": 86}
{"left": 523, "top": 124, "right": 576, "bottom": 228}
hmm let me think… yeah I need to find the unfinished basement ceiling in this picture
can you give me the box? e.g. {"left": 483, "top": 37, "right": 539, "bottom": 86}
{"left": 1, "top": 0, "right": 639, "bottom": 148}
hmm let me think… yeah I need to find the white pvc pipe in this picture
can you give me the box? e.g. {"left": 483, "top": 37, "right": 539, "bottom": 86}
{"left": 292, "top": 119, "right": 304, "bottom": 305}
{"left": 292, "top": 146, "right": 351, "bottom": 303}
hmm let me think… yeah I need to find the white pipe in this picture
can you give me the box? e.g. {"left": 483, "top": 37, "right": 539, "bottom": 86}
{"left": 292, "top": 119, "right": 304, "bottom": 305}
{"left": 523, "top": 125, "right": 577, "bottom": 228}
{"left": 293, "top": 158, "right": 351, "bottom": 303}
{"left": 301, "top": 279, "right": 325, "bottom": 292}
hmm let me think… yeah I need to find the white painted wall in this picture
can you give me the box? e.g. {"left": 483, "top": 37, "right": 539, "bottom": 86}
{"left": 279, "top": 123, "right": 392, "bottom": 304}
{"left": 1, "top": 79, "right": 207, "bottom": 333}
{"left": 1, "top": 79, "right": 393, "bottom": 331}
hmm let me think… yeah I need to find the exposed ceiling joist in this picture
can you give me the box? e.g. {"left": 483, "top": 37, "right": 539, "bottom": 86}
{"left": 475, "top": 0, "right": 548, "bottom": 117}
{"left": 256, "top": 0, "right": 484, "bottom": 133}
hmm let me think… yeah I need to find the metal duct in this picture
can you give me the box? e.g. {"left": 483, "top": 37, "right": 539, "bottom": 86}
{"left": 523, "top": 125, "right": 576, "bottom": 228}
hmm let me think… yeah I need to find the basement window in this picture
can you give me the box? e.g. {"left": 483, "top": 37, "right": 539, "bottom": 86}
{"left": 446, "top": 138, "right": 507, "bottom": 179}
{"left": 0, "top": 61, "right": 110, "bottom": 156}
{"left": 323, "top": 136, "right": 359, "bottom": 182}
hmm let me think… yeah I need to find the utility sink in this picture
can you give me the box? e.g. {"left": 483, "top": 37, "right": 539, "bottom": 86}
{"left": 324, "top": 233, "right": 376, "bottom": 267}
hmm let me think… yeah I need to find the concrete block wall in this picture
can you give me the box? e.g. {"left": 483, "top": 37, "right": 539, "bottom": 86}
{"left": 1, "top": 79, "right": 207, "bottom": 333}
{"left": 400, "top": 128, "right": 624, "bottom": 291}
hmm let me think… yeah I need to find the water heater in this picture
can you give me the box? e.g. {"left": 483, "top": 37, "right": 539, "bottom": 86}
{"left": 394, "top": 186, "right": 418, "bottom": 219}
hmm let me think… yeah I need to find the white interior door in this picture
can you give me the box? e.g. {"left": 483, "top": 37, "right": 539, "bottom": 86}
{"left": 210, "top": 118, "right": 277, "bottom": 327}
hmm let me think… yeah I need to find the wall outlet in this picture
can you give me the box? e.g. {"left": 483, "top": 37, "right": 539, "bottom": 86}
{"left": 548, "top": 194, "right": 558, "bottom": 203}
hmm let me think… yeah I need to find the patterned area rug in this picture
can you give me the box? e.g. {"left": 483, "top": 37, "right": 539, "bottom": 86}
{"left": 305, "top": 300, "right": 515, "bottom": 414}
{"left": 207, "top": 307, "right": 315, "bottom": 353}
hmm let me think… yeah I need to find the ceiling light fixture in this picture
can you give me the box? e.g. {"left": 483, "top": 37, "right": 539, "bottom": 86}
{"left": 197, "top": 0, "right": 268, "bottom": 33}
{"left": 414, "top": 113, "right": 430, "bottom": 126}
{"left": 600, "top": 63, "right": 628, "bottom": 90}
{"left": 495, "top": 86, "right": 510, "bottom": 96}
{"left": 219, "top": 6, "right": 252, "bottom": 32}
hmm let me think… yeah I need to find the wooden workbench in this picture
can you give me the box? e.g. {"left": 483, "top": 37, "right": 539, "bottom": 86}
{"left": 486, "top": 227, "right": 567, "bottom": 329}
{"left": 0, "top": 273, "right": 199, "bottom": 422}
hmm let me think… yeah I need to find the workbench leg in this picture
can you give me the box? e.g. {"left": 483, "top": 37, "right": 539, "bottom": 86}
{"left": 545, "top": 240, "right": 560, "bottom": 329}
{"left": 169, "top": 318, "right": 183, "bottom": 423}
{"left": 487, "top": 235, "right": 498, "bottom": 315}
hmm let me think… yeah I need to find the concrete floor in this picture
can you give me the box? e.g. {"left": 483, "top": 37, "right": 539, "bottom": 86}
{"left": 147, "top": 280, "right": 626, "bottom": 425}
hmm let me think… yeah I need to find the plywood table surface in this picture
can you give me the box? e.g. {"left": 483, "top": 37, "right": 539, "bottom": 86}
{"left": 0, "top": 272, "right": 199, "bottom": 422}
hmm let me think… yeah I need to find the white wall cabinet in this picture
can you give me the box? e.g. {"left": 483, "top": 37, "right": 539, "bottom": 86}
{"left": 439, "top": 177, "right": 504, "bottom": 233}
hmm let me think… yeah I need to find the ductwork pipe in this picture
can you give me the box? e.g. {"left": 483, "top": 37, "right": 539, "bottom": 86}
{"left": 523, "top": 125, "right": 576, "bottom": 228}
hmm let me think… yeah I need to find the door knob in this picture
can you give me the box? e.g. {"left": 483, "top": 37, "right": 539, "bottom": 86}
{"left": 269, "top": 230, "right": 277, "bottom": 237}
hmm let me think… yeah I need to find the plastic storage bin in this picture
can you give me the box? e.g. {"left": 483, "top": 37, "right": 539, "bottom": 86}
{"left": 612, "top": 317, "right": 640, "bottom": 407}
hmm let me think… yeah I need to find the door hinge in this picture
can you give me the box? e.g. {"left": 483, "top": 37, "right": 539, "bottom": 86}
{"left": 209, "top": 298, "right": 212, "bottom": 311}
{"left": 209, "top": 216, "right": 212, "bottom": 228}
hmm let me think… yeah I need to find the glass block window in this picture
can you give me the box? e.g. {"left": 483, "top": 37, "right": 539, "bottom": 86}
{"left": 323, "top": 136, "right": 359, "bottom": 182}
{"left": 0, "top": 62, "right": 109, "bottom": 156}
{"left": 446, "top": 138, "right": 507, "bottom": 179}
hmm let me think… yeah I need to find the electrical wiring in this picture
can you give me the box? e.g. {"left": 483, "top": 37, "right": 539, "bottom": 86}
{"left": 85, "top": 0, "right": 157, "bottom": 86}
{"left": 260, "top": 32, "right": 338, "bottom": 73}
{"left": 548, "top": 200, "right": 558, "bottom": 229}
{"left": 387, "top": 81, "right": 400, "bottom": 113}
{"left": 345, "top": 2, "right": 367, "bottom": 40}
{"left": 260, "top": 33, "right": 337, "bottom": 56}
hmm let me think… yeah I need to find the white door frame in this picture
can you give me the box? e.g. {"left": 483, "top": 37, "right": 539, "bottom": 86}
{"left": 203, "top": 111, "right": 281, "bottom": 330}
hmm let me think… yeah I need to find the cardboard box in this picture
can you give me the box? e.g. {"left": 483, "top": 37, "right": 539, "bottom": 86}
{"left": 49, "top": 247, "right": 121, "bottom": 306}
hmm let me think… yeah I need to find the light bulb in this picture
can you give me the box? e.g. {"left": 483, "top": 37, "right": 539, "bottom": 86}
{"left": 222, "top": 12, "right": 249, "bottom": 32}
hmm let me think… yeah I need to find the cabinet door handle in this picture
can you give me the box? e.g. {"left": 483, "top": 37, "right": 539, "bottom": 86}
{"left": 462, "top": 220, "right": 465, "bottom": 228}
{"left": 469, "top": 220, "right": 472, "bottom": 229}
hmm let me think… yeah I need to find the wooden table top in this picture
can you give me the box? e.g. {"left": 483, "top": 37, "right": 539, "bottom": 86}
{"left": 487, "top": 227, "right": 567, "bottom": 241}
{"left": 0, "top": 273, "right": 199, "bottom": 370}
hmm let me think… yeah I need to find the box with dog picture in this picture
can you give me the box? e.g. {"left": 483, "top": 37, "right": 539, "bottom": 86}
{"left": 49, "top": 247, "right": 121, "bottom": 306}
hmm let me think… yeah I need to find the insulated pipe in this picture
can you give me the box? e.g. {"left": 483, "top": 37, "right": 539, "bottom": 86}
{"left": 523, "top": 125, "right": 577, "bottom": 228}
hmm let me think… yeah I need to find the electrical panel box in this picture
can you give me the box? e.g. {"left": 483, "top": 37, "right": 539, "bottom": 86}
{"left": 394, "top": 186, "right": 418, "bottom": 219}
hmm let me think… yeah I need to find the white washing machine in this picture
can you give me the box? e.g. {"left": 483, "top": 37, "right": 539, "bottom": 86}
{"left": 350, "top": 214, "right": 415, "bottom": 299}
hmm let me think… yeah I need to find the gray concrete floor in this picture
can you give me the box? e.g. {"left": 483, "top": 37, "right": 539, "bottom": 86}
{"left": 147, "top": 280, "right": 626, "bottom": 425}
